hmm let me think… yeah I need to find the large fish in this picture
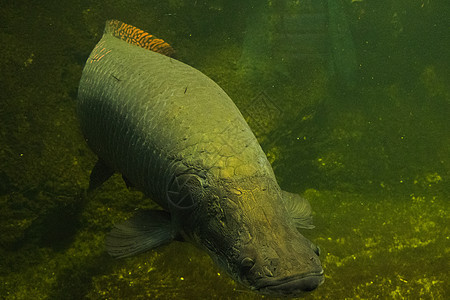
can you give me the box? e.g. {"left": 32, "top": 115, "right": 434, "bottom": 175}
{"left": 78, "top": 20, "right": 324, "bottom": 296}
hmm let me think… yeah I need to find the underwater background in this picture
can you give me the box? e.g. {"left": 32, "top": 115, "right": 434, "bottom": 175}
{"left": 0, "top": 0, "right": 448, "bottom": 299}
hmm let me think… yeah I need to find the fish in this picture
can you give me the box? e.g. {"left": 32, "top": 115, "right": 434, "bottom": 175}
{"left": 77, "top": 20, "right": 324, "bottom": 296}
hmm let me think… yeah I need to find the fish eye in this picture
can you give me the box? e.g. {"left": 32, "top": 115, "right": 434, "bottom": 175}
{"left": 240, "top": 257, "right": 255, "bottom": 274}
{"left": 313, "top": 245, "right": 321, "bottom": 256}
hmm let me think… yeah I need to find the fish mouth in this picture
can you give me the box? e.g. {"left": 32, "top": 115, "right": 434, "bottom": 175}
{"left": 254, "top": 270, "right": 325, "bottom": 296}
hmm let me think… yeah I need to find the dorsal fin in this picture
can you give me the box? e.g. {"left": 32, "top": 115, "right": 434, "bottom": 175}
{"left": 105, "top": 20, "right": 175, "bottom": 57}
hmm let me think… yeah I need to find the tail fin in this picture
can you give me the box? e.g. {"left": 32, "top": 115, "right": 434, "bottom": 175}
{"left": 105, "top": 20, "right": 175, "bottom": 57}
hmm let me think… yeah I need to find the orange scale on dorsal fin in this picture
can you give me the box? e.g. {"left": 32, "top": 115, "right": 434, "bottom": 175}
{"left": 105, "top": 19, "right": 175, "bottom": 57}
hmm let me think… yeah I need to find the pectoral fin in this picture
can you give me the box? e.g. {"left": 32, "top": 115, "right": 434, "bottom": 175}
{"left": 122, "top": 175, "right": 135, "bottom": 189}
{"left": 106, "top": 210, "right": 176, "bottom": 258}
{"left": 88, "top": 159, "right": 114, "bottom": 192}
{"left": 282, "top": 190, "right": 315, "bottom": 229}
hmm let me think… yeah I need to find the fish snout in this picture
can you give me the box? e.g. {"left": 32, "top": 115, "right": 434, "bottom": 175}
{"left": 239, "top": 256, "right": 275, "bottom": 283}
{"left": 259, "top": 271, "right": 325, "bottom": 296}
{"left": 238, "top": 248, "right": 324, "bottom": 296}
{"left": 256, "top": 268, "right": 325, "bottom": 296}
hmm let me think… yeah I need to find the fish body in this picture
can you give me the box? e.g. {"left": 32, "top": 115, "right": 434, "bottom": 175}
{"left": 78, "top": 20, "right": 323, "bottom": 296}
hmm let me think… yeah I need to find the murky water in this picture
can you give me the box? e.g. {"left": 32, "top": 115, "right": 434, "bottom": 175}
{"left": 0, "top": 0, "right": 448, "bottom": 299}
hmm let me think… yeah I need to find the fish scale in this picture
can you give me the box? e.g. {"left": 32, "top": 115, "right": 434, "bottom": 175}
{"left": 78, "top": 20, "right": 323, "bottom": 296}
{"left": 78, "top": 28, "right": 268, "bottom": 205}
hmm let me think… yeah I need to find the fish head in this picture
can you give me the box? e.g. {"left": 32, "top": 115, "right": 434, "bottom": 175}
{"left": 235, "top": 229, "right": 324, "bottom": 296}
{"left": 183, "top": 176, "right": 324, "bottom": 296}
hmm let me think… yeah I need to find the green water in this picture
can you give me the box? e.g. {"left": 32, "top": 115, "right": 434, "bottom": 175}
{"left": 0, "top": 0, "right": 448, "bottom": 299}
